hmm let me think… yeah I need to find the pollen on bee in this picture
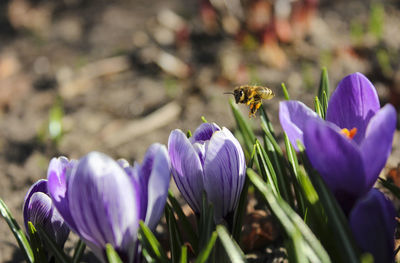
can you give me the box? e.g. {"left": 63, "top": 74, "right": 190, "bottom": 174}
{"left": 340, "top": 128, "right": 357, "bottom": 139}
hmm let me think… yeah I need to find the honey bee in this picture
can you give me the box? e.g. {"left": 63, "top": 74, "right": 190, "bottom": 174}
{"left": 225, "top": 85, "right": 275, "bottom": 117}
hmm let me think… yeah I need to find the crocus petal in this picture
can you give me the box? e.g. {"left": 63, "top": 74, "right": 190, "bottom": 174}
{"left": 67, "top": 152, "right": 140, "bottom": 254}
{"left": 303, "top": 118, "right": 367, "bottom": 210}
{"left": 169, "top": 129, "right": 204, "bottom": 212}
{"left": 23, "top": 179, "right": 47, "bottom": 231}
{"left": 143, "top": 144, "right": 171, "bottom": 230}
{"left": 279, "top": 101, "right": 319, "bottom": 151}
{"left": 47, "top": 157, "right": 78, "bottom": 233}
{"left": 190, "top": 122, "right": 220, "bottom": 143}
{"left": 203, "top": 127, "right": 246, "bottom": 223}
{"left": 361, "top": 104, "right": 397, "bottom": 189}
{"left": 49, "top": 206, "right": 70, "bottom": 246}
{"left": 349, "top": 189, "right": 396, "bottom": 263}
{"left": 326, "top": 73, "right": 380, "bottom": 143}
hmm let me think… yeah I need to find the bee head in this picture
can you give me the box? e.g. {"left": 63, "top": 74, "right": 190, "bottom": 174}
{"left": 234, "top": 88, "right": 245, "bottom": 103}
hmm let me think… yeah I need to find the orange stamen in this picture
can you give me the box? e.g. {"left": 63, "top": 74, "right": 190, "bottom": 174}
{"left": 340, "top": 128, "right": 357, "bottom": 139}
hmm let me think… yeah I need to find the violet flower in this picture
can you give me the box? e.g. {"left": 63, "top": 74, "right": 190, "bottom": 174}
{"left": 279, "top": 73, "right": 397, "bottom": 210}
{"left": 168, "top": 123, "right": 246, "bottom": 223}
{"left": 23, "top": 179, "right": 69, "bottom": 247}
{"left": 349, "top": 189, "right": 396, "bottom": 263}
{"left": 47, "top": 144, "right": 171, "bottom": 262}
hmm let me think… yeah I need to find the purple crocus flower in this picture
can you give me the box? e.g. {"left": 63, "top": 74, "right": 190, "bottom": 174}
{"left": 47, "top": 144, "right": 171, "bottom": 262}
{"left": 349, "top": 189, "right": 396, "bottom": 263}
{"left": 279, "top": 72, "right": 397, "bottom": 210}
{"left": 168, "top": 123, "right": 246, "bottom": 223}
{"left": 23, "top": 179, "right": 69, "bottom": 247}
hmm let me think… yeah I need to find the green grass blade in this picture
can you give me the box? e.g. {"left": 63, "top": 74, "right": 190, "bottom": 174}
{"left": 0, "top": 198, "right": 34, "bottom": 263}
{"left": 105, "top": 244, "right": 123, "bottom": 263}
{"left": 138, "top": 221, "right": 170, "bottom": 263}
{"left": 166, "top": 204, "right": 183, "bottom": 263}
{"left": 281, "top": 83, "right": 290, "bottom": 100}
{"left": 318, "top": 67, "right": 329, "bottom": 118}
{"left": 27, "top": 222, "right": 47, "bottom": 263}
{"left": 247, "top": 169, "right": 331, "bottom": 263}
{"left": 168, "top": 190, "right": 198, "bottom": 252}
{"left": 37, "top": 226, "right": 72, "bottom": 263}
{"left": 198, "top": 192, "right": 215, "bottom": 252}
{"left": 72, "top": 239, "right": 86, "bottom": 263}
{"left": 314, "top": 96, "right": 324, "bottom": 119}
{"left": 180, "top": 245, "right": 188, "bottom": 263}
{"left": 194, "top": 231, "right": 218, "bottom": 263}
{"left": 284, "top": 133, "right": 299, "bottom": 178}
{"left": 255, "top": 140, "right": 279, "bottom": 196}
{"left": 216, "top": 225, "right": 247, "bottom": 263}
{"left": 259, "top": 105, "right": 276, "bottom": 137}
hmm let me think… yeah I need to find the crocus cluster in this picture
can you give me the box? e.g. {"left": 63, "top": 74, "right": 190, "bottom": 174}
{"left": 23, "top": 179, "right": 69, "bottom": 247}
{"left": 168, "top": 123, "right": 246, "bottom": 223}
{"left": 279, "top": 72, "right": 397, "bottom": 262}
{"left": 45, "top": 143, "right": 171, "bottom": 262}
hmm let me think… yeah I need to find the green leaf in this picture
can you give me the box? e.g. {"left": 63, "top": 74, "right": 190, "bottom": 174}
{"left": 284, "top": 133, "right": 299, "bottom": 178}
{"left": 281, "top": 83, "right": 290, "bottom": 100}
{"left": 180, "top": 245, "right": 188, "bottom": 263}
{"left": 300, "top": 153, "right": 360, "bottom": 263}
{"left": 0, "top": 198, "right": 34, "bottom": 263}
{"left": 138, "top": 221, "right": 169, "bottom": 263}
{"left": 166, "top": 204, "right": 183, "bottom": 263}
{"left": 247, "top": 169, "right": 331, "bottom": 263}
{"left": 37, "top": 226, "right": 72, "bottom": 263}
{"left": 201, "top": 116, "right": 208, "bottom": 123}
{"left": 318, "top": 67, "right": 329, "bottom": 118}
{"left": 27, "top": 222, "right": 47, "bottom": 263}
{"left": 168, "top": 190, "right": 198, "bottom": 252}
{"left": 318, "top": 67, "right": 330, "bottom": 96}
{"left": 72, "top": 239, "right": 86, "bottom": 263}
{"left": 194, "top": 231, "right": 218, "bottom": 263}
{"left": 105, "top": 244, "right": 123, "bottom": 263}
{"left": 216, "top": 225, "right": 247, "bottom": 263}
{"left": 255, "top": 140, "right": 279, "bottom": 196}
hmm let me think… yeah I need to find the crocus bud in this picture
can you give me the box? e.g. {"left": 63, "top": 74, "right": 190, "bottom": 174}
{"left": 168, "top": 123, "right": 246, "bottom": 223}
{"left": 23, "top": 179, "right": 69, "bottom": 247}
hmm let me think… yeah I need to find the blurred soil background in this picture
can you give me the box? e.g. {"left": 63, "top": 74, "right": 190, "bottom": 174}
{"left": 1, "top": 0, "right": 400, "bottom": 262}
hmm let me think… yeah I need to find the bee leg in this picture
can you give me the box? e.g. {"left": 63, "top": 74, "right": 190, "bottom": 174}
{"left": 248, "top": 103, "right": 254, "bottom": 117}
{"left": 255, "top": 102, "right": 262, "bottom": 111}
{"left": 249, "top": 102, "right": 261, "bottom": 117}
{"left": 246, "top": 97, "right": 255, "bottom": 105}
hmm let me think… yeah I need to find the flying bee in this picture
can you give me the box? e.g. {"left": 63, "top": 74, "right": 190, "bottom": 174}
{"left": 225, "top": 85, "right": 275, "bottom": 117}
